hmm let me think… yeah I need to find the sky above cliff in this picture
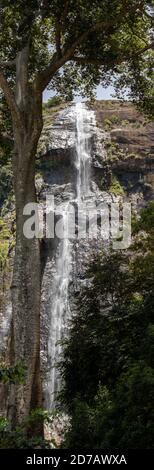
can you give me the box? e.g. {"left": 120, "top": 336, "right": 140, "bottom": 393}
{"left": 43, "top": 84, "right": 117, "bottom": 103}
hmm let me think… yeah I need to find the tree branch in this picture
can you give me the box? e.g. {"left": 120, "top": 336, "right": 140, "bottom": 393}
{"left": 60, "top": 0, "right": 70, "bottom": 31}
{"left": 0, "top": 60, "right": 16, "bottom": 68}
{"left": 35, "top": 3, "right": 153, "bottom": 93}
{"left": 137, "top": 40, "right": 154, "bottom": 54}
{"left": 72, "top": 55, "right": 123, "bottom": 67}
{"left": 55, "top": 20, "right": 62, "bottom": 58}
{"left": 15, "top": 44, "right": 29, "bottom": 108}
{"left": 35, "top": 21, "right": 115, "bottom": 92}
{"left": 73, "top": 39, "right": 154, "bottom": 68}
{"left": 0, "top": 71, "right": 22, "bottom": 128}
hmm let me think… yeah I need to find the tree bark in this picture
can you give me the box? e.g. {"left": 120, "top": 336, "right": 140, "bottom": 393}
{"left": 6, "top": 46, "right": 44, "bottom": 425}
{"left": 8, "top": 113, "right": 43, "bottom": 425}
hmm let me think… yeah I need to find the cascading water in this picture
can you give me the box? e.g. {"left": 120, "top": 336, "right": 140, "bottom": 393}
{"left": 45, "top": 102, "right": 96, "bottom": 410}
{"left": 75, "top": 102, "right": 96, "bottom": 202}
{"left": 45, "top": 203, "right": 72, "bottom": 408}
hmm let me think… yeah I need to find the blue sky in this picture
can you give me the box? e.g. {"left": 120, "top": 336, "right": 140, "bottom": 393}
{"left": 43, "top": 84, "right": 117, "bottom": 103}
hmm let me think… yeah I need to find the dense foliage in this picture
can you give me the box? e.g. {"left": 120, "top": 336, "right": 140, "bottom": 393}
{"left": 60, "top": 203, "right": 154, "bottom": 448}
{"left": 0, "top": 363, "right": 56, "bottom": 448}
{"left": 0, "top": 409, "right": 52, "bottom": 449}
{"left": 0, "top": 1, "right": 154, "bottom": 113}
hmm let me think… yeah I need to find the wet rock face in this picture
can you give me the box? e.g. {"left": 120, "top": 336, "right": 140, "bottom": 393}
{"left": 38, "top": 105, "right": 77, "bottom": 157}
{"left": 38, "top": 102, "right": 154, "bottom": 410}
{"left": 39, "top": 103, "right": 123, "bottom": 410}
{"left": 92, "top": 101, "right": 154, "bottom": 205}
{"left": 110, "top": 124, "right": 154, "bottom": 156}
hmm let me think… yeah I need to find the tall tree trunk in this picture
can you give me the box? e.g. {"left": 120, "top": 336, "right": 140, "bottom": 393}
{"left": 8, "top": 121, "right": 43, "bottom": 425}
{"left": 7, "top": 46, "right": 44, "bottom": 424}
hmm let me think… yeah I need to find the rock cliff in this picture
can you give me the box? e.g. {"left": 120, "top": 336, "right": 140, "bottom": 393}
{"left": 0, "top": 100, "right": 153, "bottom": 417}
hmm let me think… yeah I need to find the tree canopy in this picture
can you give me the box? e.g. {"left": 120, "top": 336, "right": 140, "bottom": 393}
{"left": 0, "top": 1, "right": 154, "bottom": 114}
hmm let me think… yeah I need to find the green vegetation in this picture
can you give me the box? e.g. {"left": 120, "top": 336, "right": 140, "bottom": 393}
{"left": 0, "top": 98, "right": 14, "bottom": 271}
{"left": 0, "top": 97, "right": 13, "bottom": 208}
{"left": 103, "top": 114, "right": 125, "bottom": 131}
{"left": 104, "top": 118, "right": 112, "bottom": 130}
{"left": 0, "top": 219, "right": 10, "bottom": 269}
{"left": 0, "top": 364, "right": 55, "bottom": 448}
{"left": 0, "top": 164, "right": 13, "bottom": 206}
{"left": 121, "top": 119, "right": 129, "bottom": 127}
{"left": 109, "top": 175, "right": 124, "bottom": 195}
{"left": 0, "top": 361, "right": 26, "bottom": 385}
{"left": 104, "top": 138, "right": 145, "bottom": 166}
{"left": 42, "top": 100, "right": 68, "bottom": 128}
{"left": 43, "top": 96, "right": 63, "bottom": 109}
{"left": 104, "top": 141, "right": 125, "bottom": 161}
{"left": 59, "top": 203, "right": 154, "bottom": 449}
{"left": 110, "top": 114, "right": 120, "bottom": 125}
{"left": 0, "top": 409, "right": 52, "bottom": 449}
{"left": 0, "top": 214, "right": 15, "bottom": 270}
{"left": 0, "top": 240, "right": 9, "bottom": 269}
{"left": 0, "top": 218, "right": 11, "bottom": 240}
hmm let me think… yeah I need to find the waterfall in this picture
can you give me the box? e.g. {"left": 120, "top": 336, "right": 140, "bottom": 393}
{"left": 75, "top": 102, "right": 96, "bottom": 202}
{"left": 45, "top": 102, "right": 96, "bottom": 410}
{"left": 45, "top": 203, "right": 72, "bottom": 409}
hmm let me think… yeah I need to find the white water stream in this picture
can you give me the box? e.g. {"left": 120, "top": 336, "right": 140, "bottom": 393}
{"left": 46, "top": 103, "right": 96, "bottom": 409}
